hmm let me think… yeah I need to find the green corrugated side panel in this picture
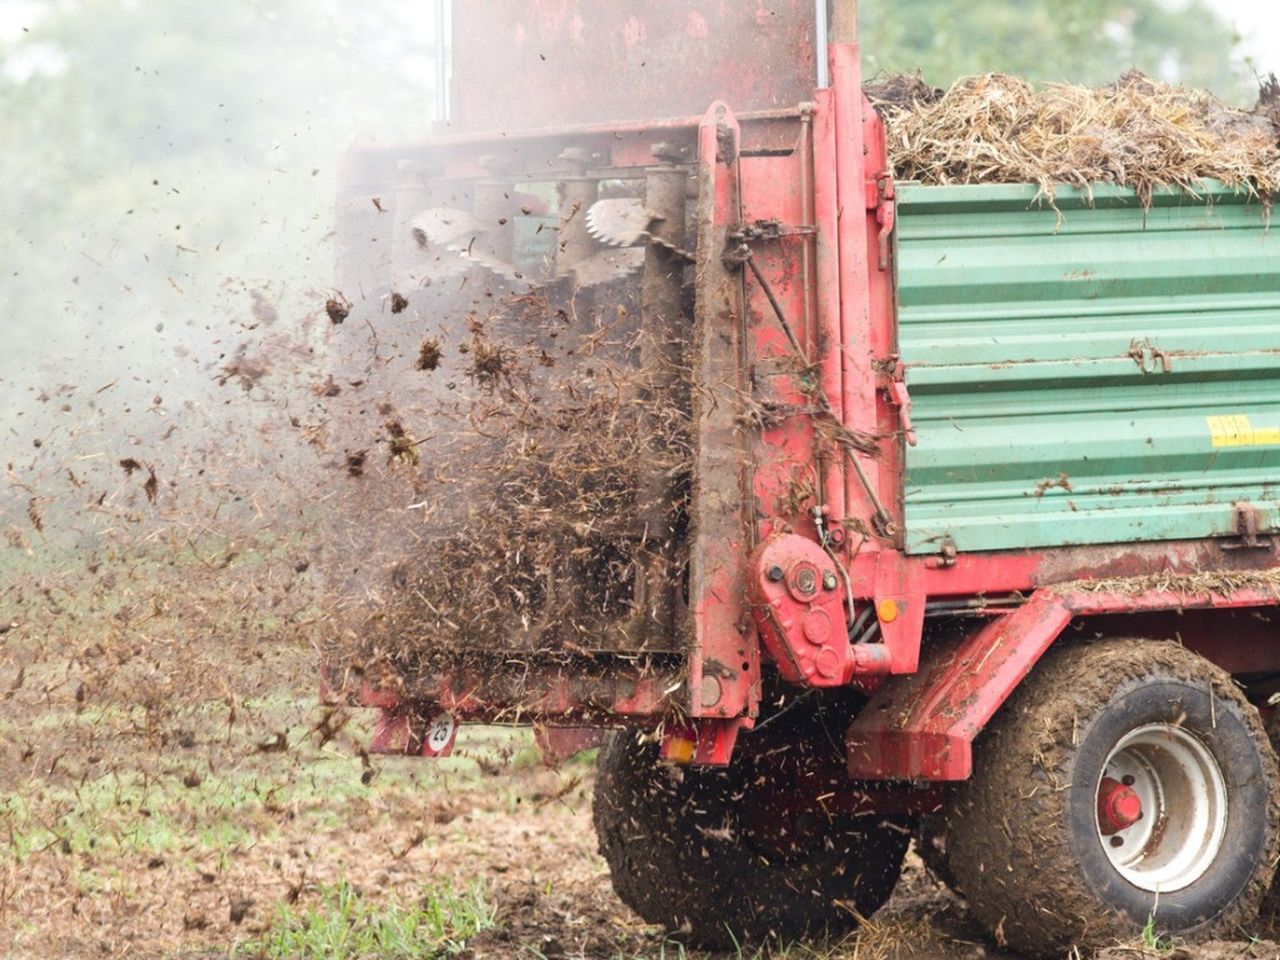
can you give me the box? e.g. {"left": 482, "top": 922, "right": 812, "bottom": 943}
{"left": 895, "top": 181, "right": 1280, "bottom": 555}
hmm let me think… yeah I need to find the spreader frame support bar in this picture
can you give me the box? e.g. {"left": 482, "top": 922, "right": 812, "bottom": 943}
{"left": 846, "top": 583, "right": 1280, "bottom": 781}
{"left": 684, "top": 101, "right": 763, "bottom": 722}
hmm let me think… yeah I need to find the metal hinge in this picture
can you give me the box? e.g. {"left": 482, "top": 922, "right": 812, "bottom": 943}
{"left": 872, "top": 174, "right": 896, "bottom": 272}
{"left": 886, "top": 363, "right": 917, "bottom": 447}
{"left": 927, "top": 535, "right": 958, "bottom": 569}
{"left": 1222, "top": 502, "right": 1273, "bottom": 551}
{"left": 1128, "top": 337, "right": 1173, "bottom": 374}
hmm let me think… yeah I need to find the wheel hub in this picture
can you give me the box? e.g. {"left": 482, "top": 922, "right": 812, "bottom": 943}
{"left": 1094, "top": 723, "right": 1228, "bottom": 893}
{"left": 1097, "top": 777, "right": 1143, "bottom": 834}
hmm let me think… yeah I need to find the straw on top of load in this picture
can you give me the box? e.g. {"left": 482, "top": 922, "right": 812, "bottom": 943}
{"left": 868, "top": 71, "right": 1280, "bottom": 207}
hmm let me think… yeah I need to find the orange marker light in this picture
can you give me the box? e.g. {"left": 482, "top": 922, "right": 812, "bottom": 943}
{"left": 663, "top": 737, "right": 695, "bottom": 764}
{"left": 876, "top": 598, "right": 899, "bottom": 623}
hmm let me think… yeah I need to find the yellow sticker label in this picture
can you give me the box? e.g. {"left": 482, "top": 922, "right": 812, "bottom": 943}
{"left": 1207, "top": 414, "right": 1280, "bottom": 448}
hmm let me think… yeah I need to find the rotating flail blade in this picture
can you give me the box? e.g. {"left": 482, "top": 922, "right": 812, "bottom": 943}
{"left": 585, "top": 198, "right": 660, "bottom": 248}
{"left": 412, "top": 207, "right": 524, "bottom": 284}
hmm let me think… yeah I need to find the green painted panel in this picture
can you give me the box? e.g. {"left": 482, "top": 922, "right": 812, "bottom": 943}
{"left": 896, "top": 181, "right": 1280, "bottom": 555}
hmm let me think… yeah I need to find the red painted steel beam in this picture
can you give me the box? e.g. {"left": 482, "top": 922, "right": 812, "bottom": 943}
{"left": 849, "top": 540, "right": 1280, "bottom": 601}
{"left": 811, "top": 92, "right": 846, "bottom": 526}
{"left": 829, "top": 43, "right": 881, "bottom": 537}
{"left": 686, "top": 101, "right": 762, "bottom": 722}
{"left": 845, "top": 591, "right": 1073, "bottom": 780}
{"left": 846, "top": 581, "right": 1280, "bottom": 781}
{"left": 1060, "top": 586, "right": 1280, "bottom": 617}
{"left": 831, "top": 0, "right": 858, "bottom": 45}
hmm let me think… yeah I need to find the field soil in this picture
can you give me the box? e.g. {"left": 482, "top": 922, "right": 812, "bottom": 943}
{"left": 0, "top": 627, "right": 1276, "bottom": 959}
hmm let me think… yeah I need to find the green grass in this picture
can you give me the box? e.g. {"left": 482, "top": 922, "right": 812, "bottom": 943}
{"left": 1141, "top": 911, "right": 1173, "bottom": 952}
{"left": 0, "top": 700, "right": 542, "bottom": 869}
{"left": 242, "top": 879, "right": 495, "bottom": 959}
{"left": 0, "top": 770, "right": 261, "bottom": 863}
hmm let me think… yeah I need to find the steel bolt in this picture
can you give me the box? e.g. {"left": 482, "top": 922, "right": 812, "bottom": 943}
{"left": 766, "top": 565, "right": 785, "bottom": 583}
{"left": 795, "top": 568, "right": 817, "bottom": 595}
{"left": 1122, "top": 775, "right": 1136, "bottom": 787}
{"left": 822, "top": 572, "right": 838, "bottom": 591}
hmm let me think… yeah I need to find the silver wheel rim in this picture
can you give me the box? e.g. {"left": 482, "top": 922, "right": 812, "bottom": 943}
{"left": 1095, "top": 723, "right": 1228, "bottom": 893}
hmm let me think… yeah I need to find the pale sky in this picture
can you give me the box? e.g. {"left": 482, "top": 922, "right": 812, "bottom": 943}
{"left": 1207, "top": 0, "right": 1280, "bottom": 75}
{"left": 1, "top": 1, "right": 1279, "bottom": 88}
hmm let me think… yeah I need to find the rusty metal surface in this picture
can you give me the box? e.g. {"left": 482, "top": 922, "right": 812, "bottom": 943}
{"left": 686, "top": 101, "right": 761, "bottom": 721}
{"left": 417, "top": 655, "right": 683, "bottom": 723}
{"left": 451, "top": 0, "right": 818, "bottom": 132}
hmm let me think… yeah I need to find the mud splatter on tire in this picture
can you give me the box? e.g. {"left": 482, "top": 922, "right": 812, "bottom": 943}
{"left": 593, "top": 729, "right": 909, "bottom": 949}
{"left": 946, "top": 640, "right": 1280, "bottom": 957}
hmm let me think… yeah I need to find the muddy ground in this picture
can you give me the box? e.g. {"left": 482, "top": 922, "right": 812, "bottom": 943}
{"left": 0, "top": 622, "right": 1274, "bottom": 960}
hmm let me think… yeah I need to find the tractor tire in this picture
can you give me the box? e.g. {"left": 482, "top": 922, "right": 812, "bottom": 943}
{"left": 946, "top": 639, "right": 1280, "bottom": 958}
{"left": 593, "top": 729, "right": 908, "bottom": 948}
{"left": 915, "top": 814, "right": 959, "bottom": 893}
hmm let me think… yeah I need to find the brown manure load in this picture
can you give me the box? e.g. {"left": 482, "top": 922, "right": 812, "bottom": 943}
{"left": 869, "top": 70, "right": 1280, "bottom": 206}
